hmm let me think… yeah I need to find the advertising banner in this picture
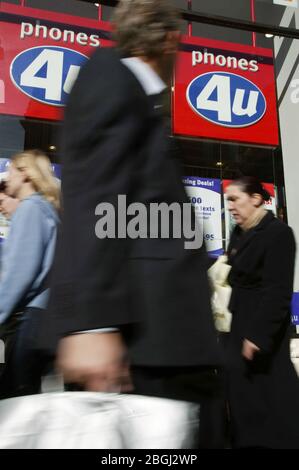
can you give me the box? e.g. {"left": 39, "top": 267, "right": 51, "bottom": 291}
{"left": 0, "top": 14, "right": 113, "bottom": 120}
{"left": 174, "top": 36, "right": 279, "bottom": 146}
{"left": 292, "top": 293, "right": 299, "bottom": 326}
{"left": 183, "top": 176, "right": 223, "bottom": 257}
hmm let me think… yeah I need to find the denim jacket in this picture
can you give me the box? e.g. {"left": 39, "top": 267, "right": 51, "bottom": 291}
{"left": 0, "top": 193, "right": 59, "bottom": 324}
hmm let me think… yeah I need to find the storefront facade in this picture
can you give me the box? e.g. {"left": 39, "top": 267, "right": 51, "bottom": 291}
{"left": 0, "top": 0, "right": 298, "bottom": 326}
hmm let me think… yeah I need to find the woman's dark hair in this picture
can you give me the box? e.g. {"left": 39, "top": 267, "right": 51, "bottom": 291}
{"left": 232, "top": 176, "right": 271, "bottom": 204}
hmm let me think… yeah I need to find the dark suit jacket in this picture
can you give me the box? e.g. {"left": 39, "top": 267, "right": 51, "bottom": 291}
{"left": 45, "top": 47, "right": 220, "bottom": 368}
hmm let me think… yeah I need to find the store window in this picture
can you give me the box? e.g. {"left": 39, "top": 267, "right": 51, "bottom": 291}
{"left": 191, "top": 0, "right": 251, "bottom": 22}
{"left": 255, "top": 0, "right": 299, "bottom": 30}
{"left": 0, "top": 0, "right": 289, "bottom": 249}
{"left": 101, "top": 5, "right": 114, "bottom": 22}
{"left": 180, "top": 138, "right": 285, "bottom": 252}
{"left": 25, "top": 0, "right": 99, "bottom": 19}
{"left": 1, "top": 0, "right": 20, "bottom": 4}
{"left": 0, "top": 116, "right": 61, "bottom": 163}
{"left": 192, "top": 21, "right": 253, "bottom": 46}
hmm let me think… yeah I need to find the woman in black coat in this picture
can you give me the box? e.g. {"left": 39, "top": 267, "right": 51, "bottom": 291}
{"left": 225, "top": 176, "right": 299, "bottom": 449}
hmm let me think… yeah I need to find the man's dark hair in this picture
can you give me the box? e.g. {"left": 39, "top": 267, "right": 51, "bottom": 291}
{"left": 112, "top": 0, "right": 181, "bottom": 58}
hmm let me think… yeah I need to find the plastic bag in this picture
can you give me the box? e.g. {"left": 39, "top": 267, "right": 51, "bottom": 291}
{"left": 208, "top": 255, "right": 232, "bottom": 333}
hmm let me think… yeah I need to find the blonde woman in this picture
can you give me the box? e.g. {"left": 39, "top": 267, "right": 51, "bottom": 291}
{"left": 0, "top": 150, "right": 60, "bottom": 398}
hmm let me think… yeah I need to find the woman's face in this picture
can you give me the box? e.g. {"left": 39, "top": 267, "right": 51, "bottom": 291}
{"left": 0, "top": 194, "right": 19, "bottom": 218}
{"left": 6, "top": 163, "right": 25, "bottom": 198}
{"left": 226, "top": 184, "right": 262, "bottom": 227}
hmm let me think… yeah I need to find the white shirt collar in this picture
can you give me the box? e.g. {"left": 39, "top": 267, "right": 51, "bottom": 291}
{"left": 121, "top": 57, "right": 167, "bottom": 96}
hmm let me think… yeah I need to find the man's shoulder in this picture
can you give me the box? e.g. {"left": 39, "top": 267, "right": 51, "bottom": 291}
{"left": 71, "top": 47, "right": 147, "bottom": 104}
{"left": 87, "top": 46, "right": 120, "bottom": 67}
{"left": 80, "top": 47, "right": 140, "bottom": 85}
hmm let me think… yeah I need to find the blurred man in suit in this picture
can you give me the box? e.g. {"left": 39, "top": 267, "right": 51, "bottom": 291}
{"left": 45, "top": 0, "right": 222, "bottom": 445}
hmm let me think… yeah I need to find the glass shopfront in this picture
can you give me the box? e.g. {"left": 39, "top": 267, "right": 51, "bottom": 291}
{"left": 0, "top": 0, "right": 296, "bottom": 256}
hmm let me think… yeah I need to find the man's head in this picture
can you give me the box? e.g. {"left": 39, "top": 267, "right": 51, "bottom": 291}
{"left": 113, "top": 0, "right": 181, "bottom": 81}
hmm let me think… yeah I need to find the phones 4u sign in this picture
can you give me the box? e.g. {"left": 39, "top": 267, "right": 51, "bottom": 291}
{"left": 173, "top": 36, "right": 279, "bottom": 146}
{"left": 0, "top": 8, "right": 280, "bottom": 144}
{"left": 0, "top": 14, "right": 113, "bottom": 121}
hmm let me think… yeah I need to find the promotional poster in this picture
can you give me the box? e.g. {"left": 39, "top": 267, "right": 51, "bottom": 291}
{"left": 183, "top": 176, "right": 223, "bottom": 257}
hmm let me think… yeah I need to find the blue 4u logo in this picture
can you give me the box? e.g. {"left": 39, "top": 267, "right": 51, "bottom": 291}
{"left": 187, "top": 71, "right": 266, "bottom": 128}
{"left": 10, "top": 46, "right": 88, "bottom": 106}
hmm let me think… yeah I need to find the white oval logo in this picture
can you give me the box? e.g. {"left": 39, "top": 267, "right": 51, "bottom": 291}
{"left": 186, "top": 71, "right": 266, "bottom": 128}
{"left": 10, "top": 46, "right": 88, "bottom": 106}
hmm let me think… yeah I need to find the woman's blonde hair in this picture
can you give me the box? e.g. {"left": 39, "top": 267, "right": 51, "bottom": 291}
{"left": 11, "top": 149, "right": 60, "bottom": 211}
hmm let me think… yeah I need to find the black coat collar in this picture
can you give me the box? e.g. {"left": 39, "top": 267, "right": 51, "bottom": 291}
{"left": 229, "top": 211, "right": 275, "bottom": 260}
{"left": 234, "top": 210, "right": 275, "bottom": 237}
{"left": 252, "top": 210, "right": 275, "bottom": 232}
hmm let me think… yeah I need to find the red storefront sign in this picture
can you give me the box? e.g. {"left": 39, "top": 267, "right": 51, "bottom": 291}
{"left": 0, "top": 2, "right": 280, "bottom": 147}
{"left": 174, "top": 36, "right": 279, "bottom": 146}
{"left": 0, "top": 2, "right": 113, "bottom": 120}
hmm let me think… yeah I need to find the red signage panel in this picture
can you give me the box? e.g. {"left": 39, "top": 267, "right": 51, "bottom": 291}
{"left": 0, "top": 8, "right": 113, "bottom": 121}
{"left": 173, "top": 36, "right": 279, "bottom": 146}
